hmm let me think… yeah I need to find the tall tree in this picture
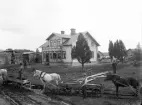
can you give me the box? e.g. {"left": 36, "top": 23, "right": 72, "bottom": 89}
{"left": 108, "top": 40, "right": 114, "bottom": 60}
{"left": 71, "top": 46, "right": 77, "bottom": 59}
{"left": 11, "top": 51, "right": 15, "bottom": 64}
{"left": 133, "top": 42, "right": 142, "bottom": 61}
{"left": 112, "top": 39, "right": 127, "bottom": 62}
{"left": 35, "top": 48, "right": 41, "bottom": 63}
{"left": 71, "top": 34, "right": 92, "bottom": 71}
{"left": 113, "top": 40, "right": 119, "bottom": 58}
{"left": 118, "top": 40, "right": 127, "bottom": 62}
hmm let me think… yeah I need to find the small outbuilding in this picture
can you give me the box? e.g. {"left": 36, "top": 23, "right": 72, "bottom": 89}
{"left": 22, "top": 52, "right": 35, "bottom": 63}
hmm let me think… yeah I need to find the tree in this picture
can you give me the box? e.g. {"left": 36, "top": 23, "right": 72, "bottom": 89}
{"left": 118, "top": 40, "right": 127, "bottom": 62}
{"left": 36, "top": 48, "right": 40, "bottom": 54}
{"left": 113, "top": 40, "right": 119, "bottom": 58}
{"left": 11, "top": 51, "right": 15, "bottom": 64}
{"left": 133, "top": 42, "right": 142, "bottom": 61}
{"left": 108, "top": 40, "right": 114, "bottom": 60}
{"left": 71, "top": 46, "right": 77, "bottom": 59}
{"left": 35, "top": 48, "right": 41, "bottom": 63}
{"left": 6, "top": 48, "right": 13, "bottom": 51}
{"left": 71, "top": 34, "right": 92, "bottom": 71}
{"left": 111, "top": 40, "right": 127, "bottom": 62}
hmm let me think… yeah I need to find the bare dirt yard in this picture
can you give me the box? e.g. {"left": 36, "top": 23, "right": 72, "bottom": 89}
{"left": 0, "top": 62, "right": 141, "bottom": 105}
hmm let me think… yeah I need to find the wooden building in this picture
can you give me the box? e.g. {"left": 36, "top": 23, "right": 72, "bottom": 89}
{"left": 40, "top": 28, "right": 100, "bottom": 66}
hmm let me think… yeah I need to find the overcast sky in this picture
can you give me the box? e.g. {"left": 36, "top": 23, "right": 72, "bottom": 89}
{"left": 0, "top": 0, "right": 141, "bottom": 52}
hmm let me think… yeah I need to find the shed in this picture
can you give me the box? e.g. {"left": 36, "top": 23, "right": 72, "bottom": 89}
{"left": 22, "top": 52, "right": 35, "bottom": 63}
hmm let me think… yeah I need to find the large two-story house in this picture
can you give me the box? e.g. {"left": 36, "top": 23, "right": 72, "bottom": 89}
{"left": 40, "top": 28, "right": 100, "bottom": 66}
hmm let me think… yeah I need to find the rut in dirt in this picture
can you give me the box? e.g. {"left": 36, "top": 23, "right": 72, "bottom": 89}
{"left": 0, "top": 84, "right": 45, "bottom": 105}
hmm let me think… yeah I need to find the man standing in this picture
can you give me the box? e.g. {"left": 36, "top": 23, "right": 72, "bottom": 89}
{"left": 112, "top": 56, "right": 117, "bottom": 74}
{"left": 19, "top": 62, "right": 24, "bottom": 80}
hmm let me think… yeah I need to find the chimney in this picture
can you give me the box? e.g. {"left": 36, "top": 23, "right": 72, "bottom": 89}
{"left": 61, "top": 31, "right": 65, "bottom": 34}
{"left": 70, "top": 28, "right": 76, "bottom": 35}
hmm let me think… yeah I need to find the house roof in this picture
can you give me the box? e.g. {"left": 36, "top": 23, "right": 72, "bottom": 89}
{"left": 63, "top": 31, "right": 100, "bottom": 46}
{"left": 23, "top": 52, "right": 34, "bottom": 55}
{"left": 39, "top": 41, "right": 49, "bottom": 48}
{"left": 42, "top": 30, "right": 100, "bottom": 47}
{"left": 127, "top": 49, "right": 135, "bottom": 52}
{"left": 46, "top": 33, "right": 70, "bottom": 40}
{"left": 82, "top": 31, "right": 100, "bottom": 46}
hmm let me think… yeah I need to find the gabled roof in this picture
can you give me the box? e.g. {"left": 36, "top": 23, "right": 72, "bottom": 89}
{"left": 127, "top": 49, "right": 135, "bottom": 52}
{"left": 63, "top": 31, "right": 100, "bottom": 46}
{"left": 39, "top": 41, "right": 49, "bottom": 48}
{"left": 81, "top": 31, "right": 100, "bottom": 46}
{"left": 46, "top": 33, "right": 70, "bottom": 40}
{"left": 41, "top": 30, "right": 100, "bottom": 47}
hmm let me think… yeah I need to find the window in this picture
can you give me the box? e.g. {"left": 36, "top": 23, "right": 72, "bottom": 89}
{"left": 62, "top": 51, "right": 66, "bottom": 59}
{"left": 53, "top": 52, "right": 57, "bottom": 59}
{"left": 58, "top": 51, "right": 61, "bottom": 59}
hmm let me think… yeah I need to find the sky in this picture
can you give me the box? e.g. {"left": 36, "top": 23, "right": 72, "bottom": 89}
{"left": 0, "top": 0, "right": 142, "bottom": 52}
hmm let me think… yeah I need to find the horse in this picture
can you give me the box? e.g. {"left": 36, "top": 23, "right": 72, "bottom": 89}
{"left": 0, "top": 69, "right": 8, "bottom": 84}
{"left": 33, "top": 69, "right": 61, "bottom": 92}
{"left": 104, "top": 73, "right": 140, "bottom": 97}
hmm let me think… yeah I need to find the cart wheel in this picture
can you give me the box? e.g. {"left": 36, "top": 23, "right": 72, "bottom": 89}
{"left": 93, "top": 89, "right": 101, "bottom": 97}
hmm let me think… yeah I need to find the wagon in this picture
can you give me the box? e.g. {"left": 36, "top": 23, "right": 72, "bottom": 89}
{"left": 44, "top": 71, "right": 109, "bottom": 98}
{"left": 55, "top": 81, "right": 104, "bottom": 98}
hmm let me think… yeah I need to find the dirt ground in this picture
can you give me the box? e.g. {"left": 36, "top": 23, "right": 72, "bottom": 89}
{"left": 0, "top": 84, "right": 71, "bottom": 105}
{"left": 0, "top": 62, "right": 141, "bottom": 105}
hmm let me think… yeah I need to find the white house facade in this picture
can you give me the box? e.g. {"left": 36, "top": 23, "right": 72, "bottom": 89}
{"left": 40, "top": 28, "right": 100, "bottom": 66}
